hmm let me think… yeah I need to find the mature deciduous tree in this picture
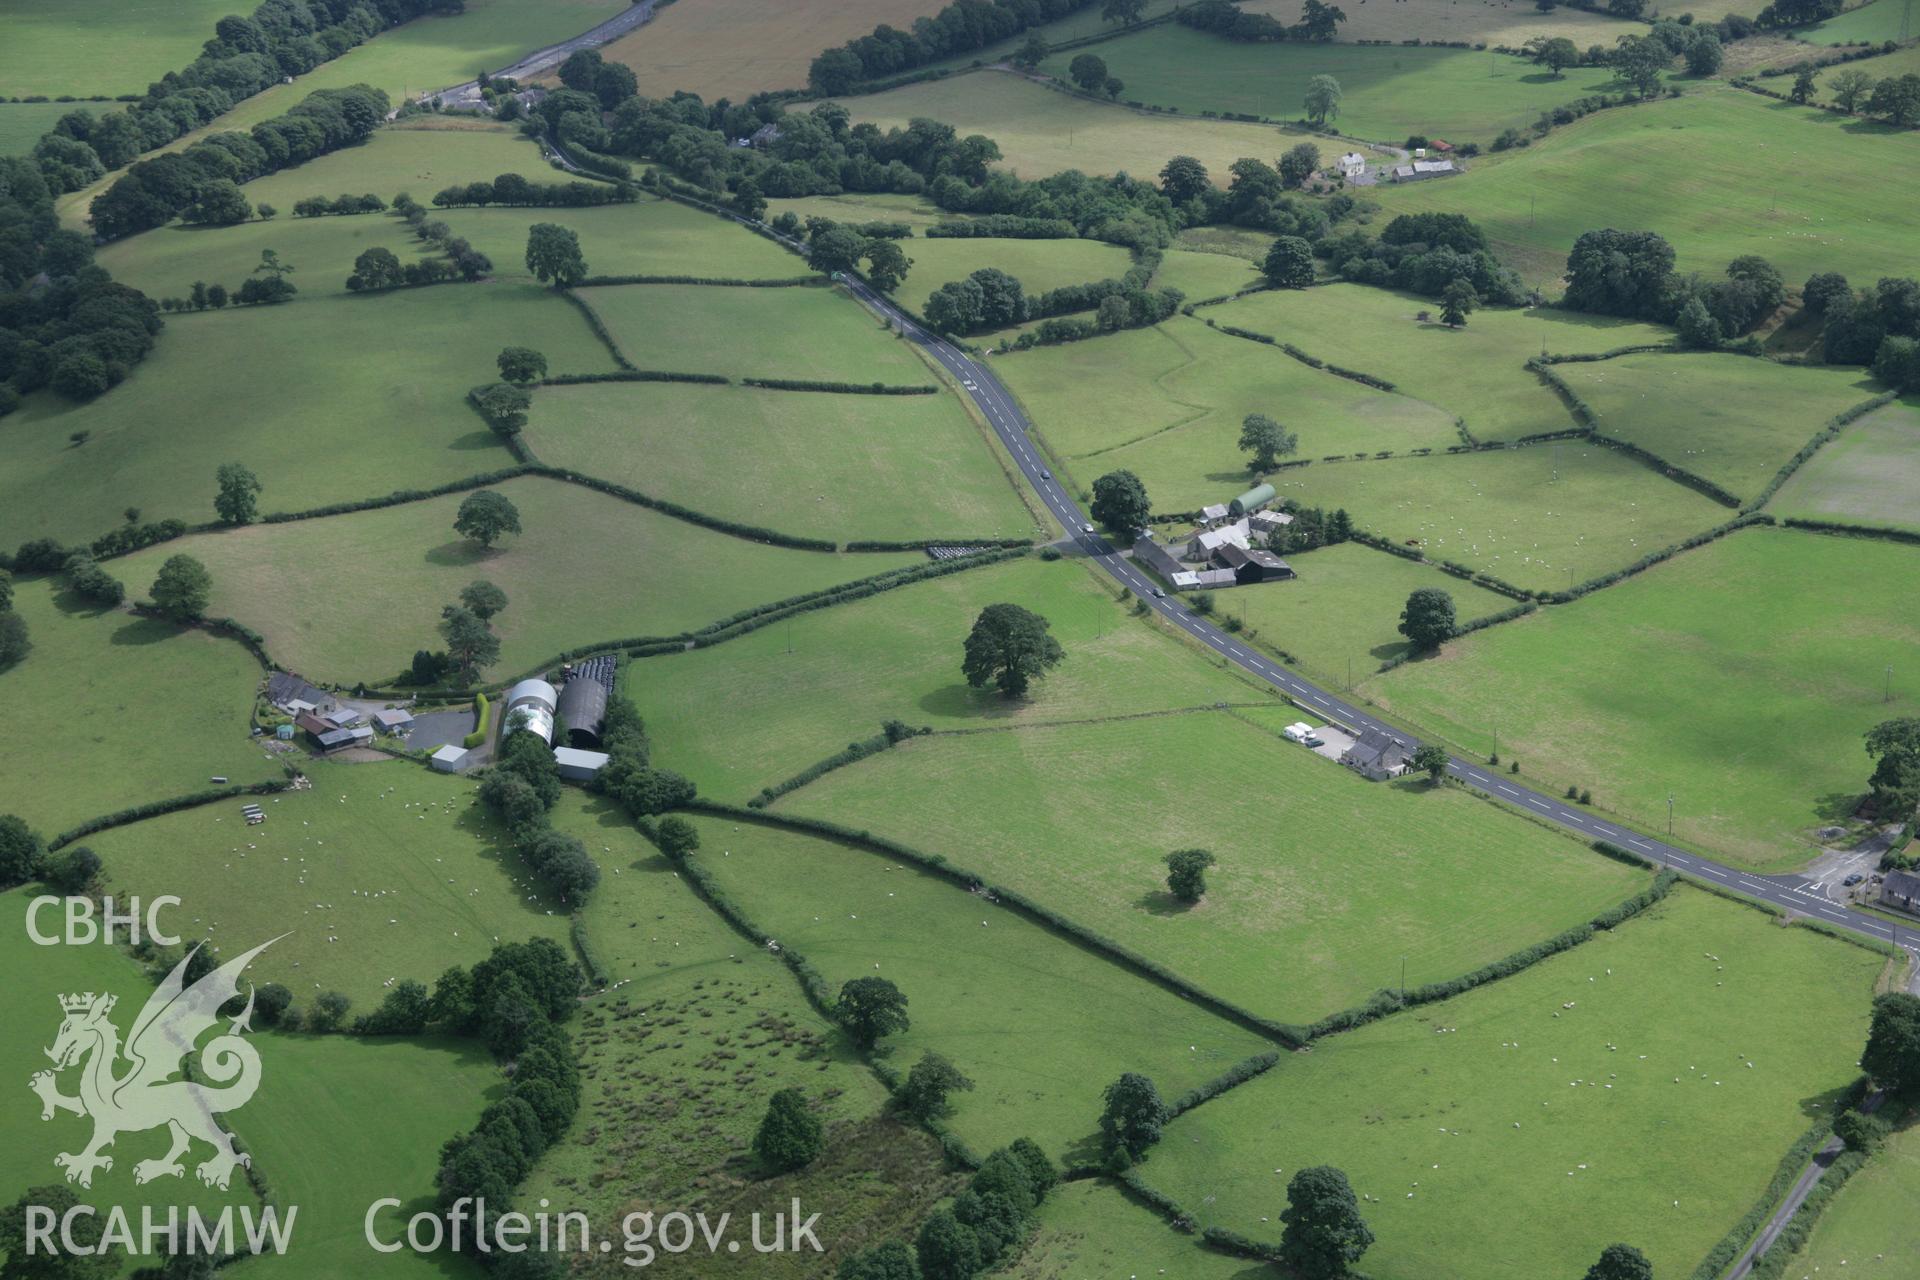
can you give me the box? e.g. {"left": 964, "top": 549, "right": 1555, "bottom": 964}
{"left": 962, "top": 603, "right": 1065, "bottom": 698}
{"left": 454, "top": 489, "right": 522, "bottom": 548}
{"left": 1239, "top": 413, "right": 1298, "bottom": 472}
{"left": 1412, "top": 744, "right": 1450, "bottom": 784}
{"left": 524, "top": 223, "right": 587, "bottom": 286}
{"left": 1398, "top": 587, "right": 1457, "bottom": 650}
{"left": 1583, "top": 1242, "right": 1654, "bottom": 1280}
{"left": 1068, "top": 53, "right": 1109, "bottom": 93}
{"left": 1280, "top": 1166, "right": 1374, "bottom": 1279}
{"left": 150, "top": 554, "right": 212, "bottom": 621}
{"left": 1278, "top": 142, "right": 1321, "bottom": 188}
{"left": 899, "top": 1051, "right": 975, "bottom": 1121}
{"left": 1304, "top": 74, "right": 1343, "bottom": 124}
{"left": 1099, "top": 1072, "right": 1169, "bottom": 1161}
{"left": 497, "top": 347, "right": 547, "bottom": 384}
{"left": 1159, "top": 154, "right": 1210, "bottom": 203}
{"left": 837, "top": 976, "right": 910, "bottom": 1049}
{"left": 439, "top": 605, "right": 501, "bottom": 683}
{"left": 1164, "top": 848, "right": 1216, "bottom": 902}
{"left": 1090, "top": 469, "right": 1152, "bottom": 534}
{"left": 1440, "top": 277, "right": 1478, "bottom": 328}
{"left": 214, "top": 461, "right": 262, "bottom": 525}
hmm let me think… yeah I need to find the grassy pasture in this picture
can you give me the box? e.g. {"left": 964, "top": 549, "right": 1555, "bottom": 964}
{"left": 114, "top": 477, "right": 922, "bottom": 683}
{"left": 83, "top": 761, "right": 573, "bottom": 1007}
{"left": 1373, "top": 527, "right": 1920, "bottom": 867}
{"left": 1770, "top": 398, "right": 1920, "bottom": 530}
{"left": 765, "top": 191, "right": 953, "bottom": 232}
{"left": 994, "top": 317, "right": 1461, "bottom": 510}
{"left": 626, "top": 554, "right": 1260, "bottom": 799}
{"left": 1805, "top": 0, "right": 1920, "bottom": 42}
{"left": 0, "top": 0, "right": 238, "bottom": 97}
{"left": 826, "top": 72, "right": 1296, "bottom": 182}
{"left": 442, "top": 196, "right": 802, "bottom": 281}
{"left": 0, "top": 102, "right": 74, "bottom": 156}
{"left": 1268, "top": 443, "right": 1732, "bottom": 593}
{"left": 1151, "top": 247, "right": 1266, "bottom": 301}
{"left": 1816, "top": 37, "right": 1920, "bottom": 99}
{"left": 783, "top": 711, "right": 1646, "bottom": 1026}
{"left": 1135, "top": 886, "right": 1882, "bottom": 1280}
{"left": 523, "top": 381, "right": 1033, "bottom": 544}
{"left": 1556, "top": 352, "right": 1883, "bottom": 500}
{"left": 687, "top": 815, "right": 1277, "bottom": 1162}
{"left": 0, "top": 284, "right": 605, "bottom": 549}
{"left": 1785, "top": 1107, "right": 1920, "bottom": 1278}
{"left": 95, "top": 214, "right": 434, "bottom": 302}
{"left": 0, "top": 577, "right": 278, "bottom": 835}
{"left": 575, "top": 283, "right": 929, "bottom": 382}
{"left": 888, "top": 235, "right": 1133, "bottom": 318}
{"left": 1205, "top": 286, "right": 1675, "bottom": 442}
{"left": 1040, "top": 27, "right": 1648, "bottom": 144}
{"left": 235, "top": 1033, "right": 498, "bottom": 1279}
{"left": 519, "top": 795, "right": 953, "bottom": 1275}
{"left": 1002, "top": 1179, "right": 1260, "bottom": 1280}
{"left": 237, "top": 118, "right": 551, "bottom": 212}
{"left": 1245, "top": 0, "right": 1635, "bottom": 45}
{"left": 1228, "top": 540, "right": 1521, "bottom": 683}
{"left": 595, "top": 0, "right": 950, "bottom": 97}
{"left": 1371, "top": 87, "right": 1920, "bottom": 290}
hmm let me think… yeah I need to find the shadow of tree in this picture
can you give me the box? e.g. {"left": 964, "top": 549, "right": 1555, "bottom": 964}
{"left": 425, "top": 539, "right": 500, "bottom": 567}
{"left": 1134, "top": 889, "right": 1198, "bottom": 918}
{"left": 110, "top": 616, "right": 182, "bottom": 647}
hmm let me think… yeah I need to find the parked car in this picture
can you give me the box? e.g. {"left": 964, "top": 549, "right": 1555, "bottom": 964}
{"left": 1844, "top": 873, "right": 1865, "bottom": 887}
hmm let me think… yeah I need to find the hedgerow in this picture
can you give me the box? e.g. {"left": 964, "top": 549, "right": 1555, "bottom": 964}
{"left": 1743, "top": 392, "right": 1900, "bottom": 513}
{"left": 541, "top": 369, "right": 730, "bottom": 386}
{"left": 748, "top": 720, "right": 930, "bottom": 807}
{"left": 573, "top": 274, "right": 817, "bottom": 287}
{"left": 49, "top": 780, "right": 292, "bottom": 852}
{"left": 740, "top": 377, "right": 937, "bottom": 395}
{"left": 1689, "top": 1121, "right": 1840, "bottom": 1280}
{"left": 924, "top": 216, "right": 1077, "bottom": 239}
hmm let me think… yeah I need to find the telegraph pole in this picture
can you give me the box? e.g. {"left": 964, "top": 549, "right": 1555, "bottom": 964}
{"left": 1667, "top": 791, "right": 1675, "bottom": 838}
{"left": 1888, "top": 665, "right": 1895, "bottom": 703}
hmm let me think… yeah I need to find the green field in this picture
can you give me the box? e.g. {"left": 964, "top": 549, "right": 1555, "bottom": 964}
{"left": 783, "top": 711, "right": 1646, "bottom": 1025}
{"left": 1001, "top": 1178, "right": 1258, "bottom": 1280}
{"left": 443, "top": 195, "right": 803, "bottom": 281}
{"left": 237, "top": 1033, "right": 499, "bottom": 1279}
{"left": 1771, "top": 399, "right": 1920, "bottom": 530}
{"left": 1243, "top": 0, "right": 1634, "bottom": 45}
{"left": 114, "top": 476, "right": 923, "bottom": 683}
{"left": 689, "top": 814, "right": 1277, "bottom": 1161}
{"left": 237, "top": 118, "right": 552, "bottom": 213}
{"left": 0, "top": 101, "right": 75, "bottom": 156}
{"left": 96, "top": 214, "right": 436, "bottom": 303}
{"left": 1041, "top": 27, "right": 1650, "bottom": 145}
{"left": 1558, "top": 352, "right": 1882, "bottom": 499}
{"left": 1815, "top": 37, "right": 1920, "bottom": 103}
{"left": 1227, "top": 540, "right": 1522, "bottom": 684}
{"left": 0, "top": 0, "right": 238, "bottom": 96}
{"left": 575, "top": 283, "right": 930, "bottom": 382}
{"left": 0, "top": 577, "right": 278, "bottom": 835}
{"left": 994, "top": 316, "right": 1462, "bottom": 510}
{"left": 1269, "top": 443, "right": 1732, "bottom": 593}
{"left": 1372, "top": 87, "right": 1920, "bottom": 291}
{"left": 826, "top": 72, "right": 1298, "bottom": 183}
{"left": 888, "top": 235, "right": 1133, "bottom": 318}
{"left": 1785, "top": 1108, "right": 1920, "bottom": 1279}
{"left": 0, "top": 284, "right": 608, "bottom": 548}
{"left": 1205, "top": 286, "right": 1676, "bottom": 442}
{"left": 626, "top": 554, "right": 1261, "bottom": 800}
{"left": 766, "top": 192, "right": 954, "bottom": 232}
{"left": 524, "top": 381, "right": 1034, "bottom": 543}
{"left": 1805, "top": 0, "right": 1920, "bottom": 42}
{"left": 1151, "top": 246, "right": 1266, "bottom": 301}
{"left": 1373, "top": 527, "right": 1920, "bottom": 866}
{"left": 1136, "top": 887, "right": 1883, "bottom": 1280}
{"left": 83, "top": 760, "right": 573, "bottom": 1007}
{"left": 517, "top": 794, "right": 953, "bottom": 1275}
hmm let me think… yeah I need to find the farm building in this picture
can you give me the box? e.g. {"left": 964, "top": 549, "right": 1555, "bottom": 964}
{"left": 555, "top": 654, "right": 617, "bottom": 748}
{"left": 1199, "top": 502, "right": 1231, "bottom": 526}
{"left": 430, "top": 744, "right": 469, "bottom": 773}
{"left": 1880, "top": 870, "right": 1920, "bottom": 916}
{"left": 1342, "top": 726, "right": 1410, "bottom": 780}
{"left": 1229, "top": 483, "right": 1276, "bottom": 517}
{"left": 371, "top": 708, "right": 414, "bottom": 735}
{"left": 1249, "top": 509, "right": 1295, "bottom": 537}
{"left": 1132, "top": 533, "right": 1189, "bottom": 582}
{"left": 553, "top": 746, "right": 611, "bottom": 781}
{"left": 1187, "top": 521, "right": 1252, "bottom": 561}
{"left": 1218, "top": 544, "right": 1295, "bottom": 584}
{"left": 1392, "top": 159, "right": 1459, "bottom": 182}
{"left": 266, "top": 671, "right": 334, "bottom": 714}
{"left": 502, "top": 678, "right": 558, "bottom": 744}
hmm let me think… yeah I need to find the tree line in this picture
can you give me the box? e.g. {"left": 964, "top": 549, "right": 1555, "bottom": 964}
{"left": 807, "top": 0, "right": 1104, "bottom": 95}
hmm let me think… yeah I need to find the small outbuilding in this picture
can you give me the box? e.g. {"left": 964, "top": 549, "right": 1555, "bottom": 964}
{"left": 553, "top": 746, "right": 611, "bottom": 781}
{"left": 1217, "top": 544, "right": 1295, "bottom": 584}
{"left": 372, "top": 708, "right": 414, "bottom": 734}
{"left": 1199, "top": 502, "right": 1231, "bottom": 526}
{"left": 430, "top": 744, "right": 469, "bottom": 773}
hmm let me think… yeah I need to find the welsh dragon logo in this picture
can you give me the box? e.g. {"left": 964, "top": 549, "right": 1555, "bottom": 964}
{"left": 29, "top": 937, "right": 280, "bottom": 1191}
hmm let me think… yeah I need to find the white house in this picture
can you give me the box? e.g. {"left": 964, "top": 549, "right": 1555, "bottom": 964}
{"left": 1339, "top": 151, "right": 1367, "bottom": 178}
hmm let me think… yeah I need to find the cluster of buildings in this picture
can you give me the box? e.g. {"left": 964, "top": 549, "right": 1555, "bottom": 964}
{"left": 489, "top": 654, "right": 618, "bottom": 780}
{"left": 1340, "top": 143, "right": 1461, "bottom": 186}
{"left": 1131, "top": 484, "right": 1297, "bottom": 591}
{"left": 266, "top": 672, "right": 414, "bottom": 754}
